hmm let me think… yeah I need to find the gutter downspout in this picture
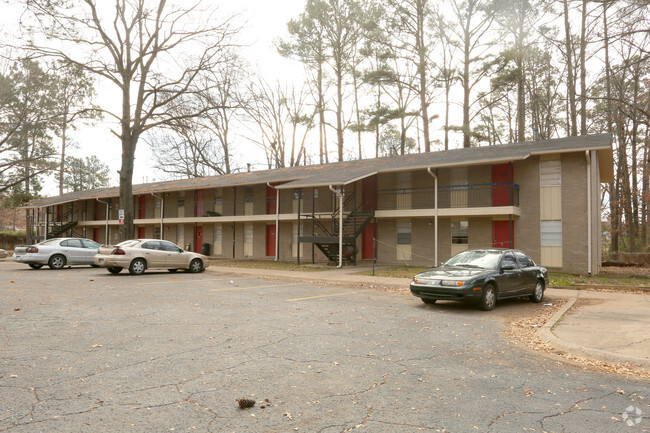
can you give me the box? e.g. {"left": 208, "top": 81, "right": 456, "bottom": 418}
{"left": 329, "top": 185, "right": 344, "bottom": 268}
{"left": 96, "top": 198, "right": 109, "bottom": 245}
{"left": 151, "top": 193, "right": 164, "bottom": 241}
{"left": 586, "top": 151, "right": 592, "bottom": 275}
{"left": 267, "top": 183, "right": 279, "bottom": 261}
{"left": 427, "top": 167, "right": 439, "bottom": 266}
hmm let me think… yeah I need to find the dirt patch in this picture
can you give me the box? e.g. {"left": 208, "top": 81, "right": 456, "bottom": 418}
{"left": 504, "top": 296, "right": 650, "bottom": 380}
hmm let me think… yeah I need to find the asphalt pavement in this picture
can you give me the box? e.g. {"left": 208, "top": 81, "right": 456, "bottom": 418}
{"left": 206, "top": 263, "right": 650, "bottom": 373}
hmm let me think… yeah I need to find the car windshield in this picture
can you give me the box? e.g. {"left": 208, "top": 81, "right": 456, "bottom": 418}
{"left": 444, "top": 250, "right": 502, "bottom": 269}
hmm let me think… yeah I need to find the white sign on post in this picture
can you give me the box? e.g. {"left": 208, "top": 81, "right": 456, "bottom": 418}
{"left": 118, "top": 209, "right": 125, "bottom": 224}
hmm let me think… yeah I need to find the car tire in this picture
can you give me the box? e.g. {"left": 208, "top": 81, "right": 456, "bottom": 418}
{"left": 479, "top": 283, "right": 497, "bottom": 311}
{"left": 28, "top": 264, "right": 43, "bottom": 269}
{"left": 48, "top": 254, "right": 66, "bottom": 270}
{"left": 422, "top": 299, "right": 437, "bottom": 305}
{"left": 108, "top": 267, "right": 123, "bottom": 274}
{"left": 128, "top": 258, "right": 146, "bottom": 275}
{"left": 530, "top": 280, "right": 544, "bottom": 303}
{"left": 189, "top": 258, "right": 203, "bottom": 273}
{"left": 168, "top": 269, "right": 178, "bottom": 273}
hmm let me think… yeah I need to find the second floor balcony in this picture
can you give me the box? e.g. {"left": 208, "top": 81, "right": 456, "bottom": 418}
{"left": 376, "top": 183, "right": 519, "bottom": 211}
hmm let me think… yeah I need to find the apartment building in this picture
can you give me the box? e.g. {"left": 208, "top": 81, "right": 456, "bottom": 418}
{"left": 22, "top": 134, "right": 613, "bottom": 274}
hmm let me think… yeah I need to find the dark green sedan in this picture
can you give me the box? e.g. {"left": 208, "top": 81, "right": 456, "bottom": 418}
{"left": 410, "top": 249, "right": 549, "bottom": 311}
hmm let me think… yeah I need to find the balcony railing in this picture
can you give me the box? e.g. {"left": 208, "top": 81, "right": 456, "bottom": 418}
{"left": 376, "top": 183, "right": 519, "bottom": 210}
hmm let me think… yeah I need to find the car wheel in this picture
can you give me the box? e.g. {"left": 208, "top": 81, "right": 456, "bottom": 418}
{"left": 107, "top": 267, "right": 123, "bottom": 274}
{"left": 129, "top": 258, "right": 146, "bottom": 275}
{"left": 530, "top": 280, "right": 544, "bottom": 303}
{"left": 168, "top": 269, "right": 178, "bottom": 273}
{"left": 189, "top": 258, "right": 203, "bottom": 273}
{"left": 48, "top": 254, "right": 66, "bottom": 270}
{"left": 422, "top": 299, "right": 437, "bottom": 305}
{"left": 479, "top": 283, "right": 497, "bottom": 311}
{"left": 28, "top": 264, "right": 43, "bottom": 269}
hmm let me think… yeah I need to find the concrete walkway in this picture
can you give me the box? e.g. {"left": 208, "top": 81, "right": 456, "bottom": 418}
{"left": 206, "top": 264, "right": 650, "bottom": 372}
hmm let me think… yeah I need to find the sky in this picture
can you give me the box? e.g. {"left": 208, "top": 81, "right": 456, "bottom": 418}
{"left": 3, "top": 0, "right": 308, "bottom": 195}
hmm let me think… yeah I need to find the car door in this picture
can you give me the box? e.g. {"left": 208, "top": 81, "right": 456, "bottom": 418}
{"left": 497, "top": 252, "right": 524, "bottom": 297}
{"left": 60, "top": 239, "right": 84, "bottom": 264}
{"left": 140, "top": 241, "right": 165, "bottom": 268}
{"left": 80, "top": 239, "right": 100, "bottom": 265}
{"left": 161, "top": 241, "right": 186, "bottom": 268}
{"left": 514, "top": 251, "right": 536, "bottom": 294}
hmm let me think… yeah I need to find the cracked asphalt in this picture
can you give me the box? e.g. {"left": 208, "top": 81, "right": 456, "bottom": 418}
{"left": 0, "top": 260, "right": 648, "bottom": 433}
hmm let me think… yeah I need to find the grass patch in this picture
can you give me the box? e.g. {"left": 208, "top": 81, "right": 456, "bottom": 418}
{"left": 549, "top": 271, "right": 650, "bottom": 288}
{"left": 208, "top": 260, "right": 330, "bottom": 272}
{"left": 355, "top": 266, "right": 431, "bottom": 279}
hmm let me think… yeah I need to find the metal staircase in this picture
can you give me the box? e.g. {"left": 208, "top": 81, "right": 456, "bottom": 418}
{"left": 47, "top": 210, "right": 80, "bottom": 239}
{"left": 300, "top": 197, "right": 374, "bottom": 265}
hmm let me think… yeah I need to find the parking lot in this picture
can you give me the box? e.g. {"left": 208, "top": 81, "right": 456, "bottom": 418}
{"left": 1, "top": 260, "right": 648, "bottom": 432}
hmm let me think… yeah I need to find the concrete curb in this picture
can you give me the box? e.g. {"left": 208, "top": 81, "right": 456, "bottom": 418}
{"left": 537, "top": 297, "right": 649, "bottom": 370}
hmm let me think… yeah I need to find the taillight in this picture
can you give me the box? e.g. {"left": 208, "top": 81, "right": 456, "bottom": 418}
{"left": 26, "top": 247, "right": 38, "bottom": 253}
{"left": 111, "top": 248, "right": 126, "bottom": 255}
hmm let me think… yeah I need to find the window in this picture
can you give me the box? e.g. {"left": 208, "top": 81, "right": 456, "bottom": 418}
{"left": 142, "top": 241, "right": 161, "bottom": 250}
{"left": 514, "top": 251, "right": 535, "bottom": 267}
{"left": 245, "top": 188, "right": 254, "bottom": 203}
{"left": 178, "top": 194, "right": 185, "bottom": 208}
{"left": 396, "top": 222, "right": 411, "bottom": 244}
{"left": 244, "top": 224, "right": 254, "bottom": 257}
{"left": 177, "top": 226, "right": 185, "bottom": 247}
{"left": 501, "top": 253, "right": 518, "bottom": 269}
{"left": 154, "top": 226, "right": 161, "bottom": 239}
{"left": 451, "top": 221, "right": 469, "bottom": 244}
{"left": 82, "top": 240, "right": 100, "bottom": 249}
{"left": 541, "top": 221, "right": 562, "bottom": 247}
{"left": 161, "top": 241, "right": 181, "bottom": 252}
{"left": 540, "top": 160, "right": 561, "bottom": 187}
{"left": 61, "top": 239, "right": 83, "bottom": 248}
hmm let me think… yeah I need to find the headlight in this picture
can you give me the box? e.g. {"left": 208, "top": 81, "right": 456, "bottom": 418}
{"left": 440, "top": 280, "right": 465, "bottom": 287}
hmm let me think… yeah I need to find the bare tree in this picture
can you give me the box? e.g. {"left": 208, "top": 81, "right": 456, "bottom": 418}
{"left": 241, "top": 78, "right": 315, "bottom": 169}
{"left": 20, "top": 0, "right": 239, "bottom": 240}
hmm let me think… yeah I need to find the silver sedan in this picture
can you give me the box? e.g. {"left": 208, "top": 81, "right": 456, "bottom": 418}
{"left": 94, "top": 239, "right": 210, "bottom": 275}
{"left": 12, "top": 238, "right": 101, "bottom": 269}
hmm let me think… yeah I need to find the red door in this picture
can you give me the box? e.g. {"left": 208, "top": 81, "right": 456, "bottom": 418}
{"left": 266, "top": 225, "right": 276, "bottom": 256}
{"left": 138, "top": 195, "right": 147, "bottom": 219}
{"left": 492, "top": 220, "right": 514, "bottom": 248}
{"left": 93, "top": 228, "right": 99, "bottom": 242}
{"left": 196, "top": 190, "right": 204, "bottom": 217}
{"left": 362, "top": 176, "right": 377, "bottom": 210}
{"left": 492, "top": 164, "right": 513, "bottom": 206}
{"left": 195, "top": 226, "right": 203, "bottom": 252}
{"left": 137, "top": 227, "right": 146, "bottom": 239}
{"left": 266, "top": 185, "right": 277, "bottom": 214}
{"left": 362, "top": 223, "right": 376, "bottom": 260}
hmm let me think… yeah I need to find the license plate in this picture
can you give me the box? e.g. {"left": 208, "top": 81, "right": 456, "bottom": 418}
{"left": 99, "top": 259, "right": 104, "bottom": 265}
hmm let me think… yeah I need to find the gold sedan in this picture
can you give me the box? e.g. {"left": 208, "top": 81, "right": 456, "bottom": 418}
{"left": 94, "top": 239, "right": 210, "bottom": 275}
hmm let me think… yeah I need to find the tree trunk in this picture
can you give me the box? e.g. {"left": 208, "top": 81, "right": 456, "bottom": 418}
{"left": 603, "top": 0, "right": 618, "bottom": 253}
{"left": 462, "top": 28, "right": 471, "bottom": 148}
{"left": 59, "top": 124, "right": 67, "bottom": 195}
{"left": 563, "top": 0, "right": 578, "bottom": 136}
{"left": 579, "top": 0, "right": 587, "bottom": 135}
{"left": 336, "top": 67, "right": 344, "bottom": 162}
{"left": 417, "top": 0, "right": 431, "bottom": 152}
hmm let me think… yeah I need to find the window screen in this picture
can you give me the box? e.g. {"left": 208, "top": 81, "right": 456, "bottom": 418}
{"left": 540, "top": 160, "right": 561, "bottom": 187}
{"left": 541, "top": 220, "right": 562, "bottom": 247}
{"left": 396, "top": 221, "right": 411, "bottom": 245}
{"left": 451, "top": 220, "right": 469, "bottom": 244}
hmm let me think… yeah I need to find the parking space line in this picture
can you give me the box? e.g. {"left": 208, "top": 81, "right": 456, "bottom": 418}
{"left": 136, "top": 278, "right": 231, "bottom": 286}
{"left": 209, "top": 282, "right": 301, "bottom": 292}
{"left": 286, "top": 290, "right": 373, "bottom": 302}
